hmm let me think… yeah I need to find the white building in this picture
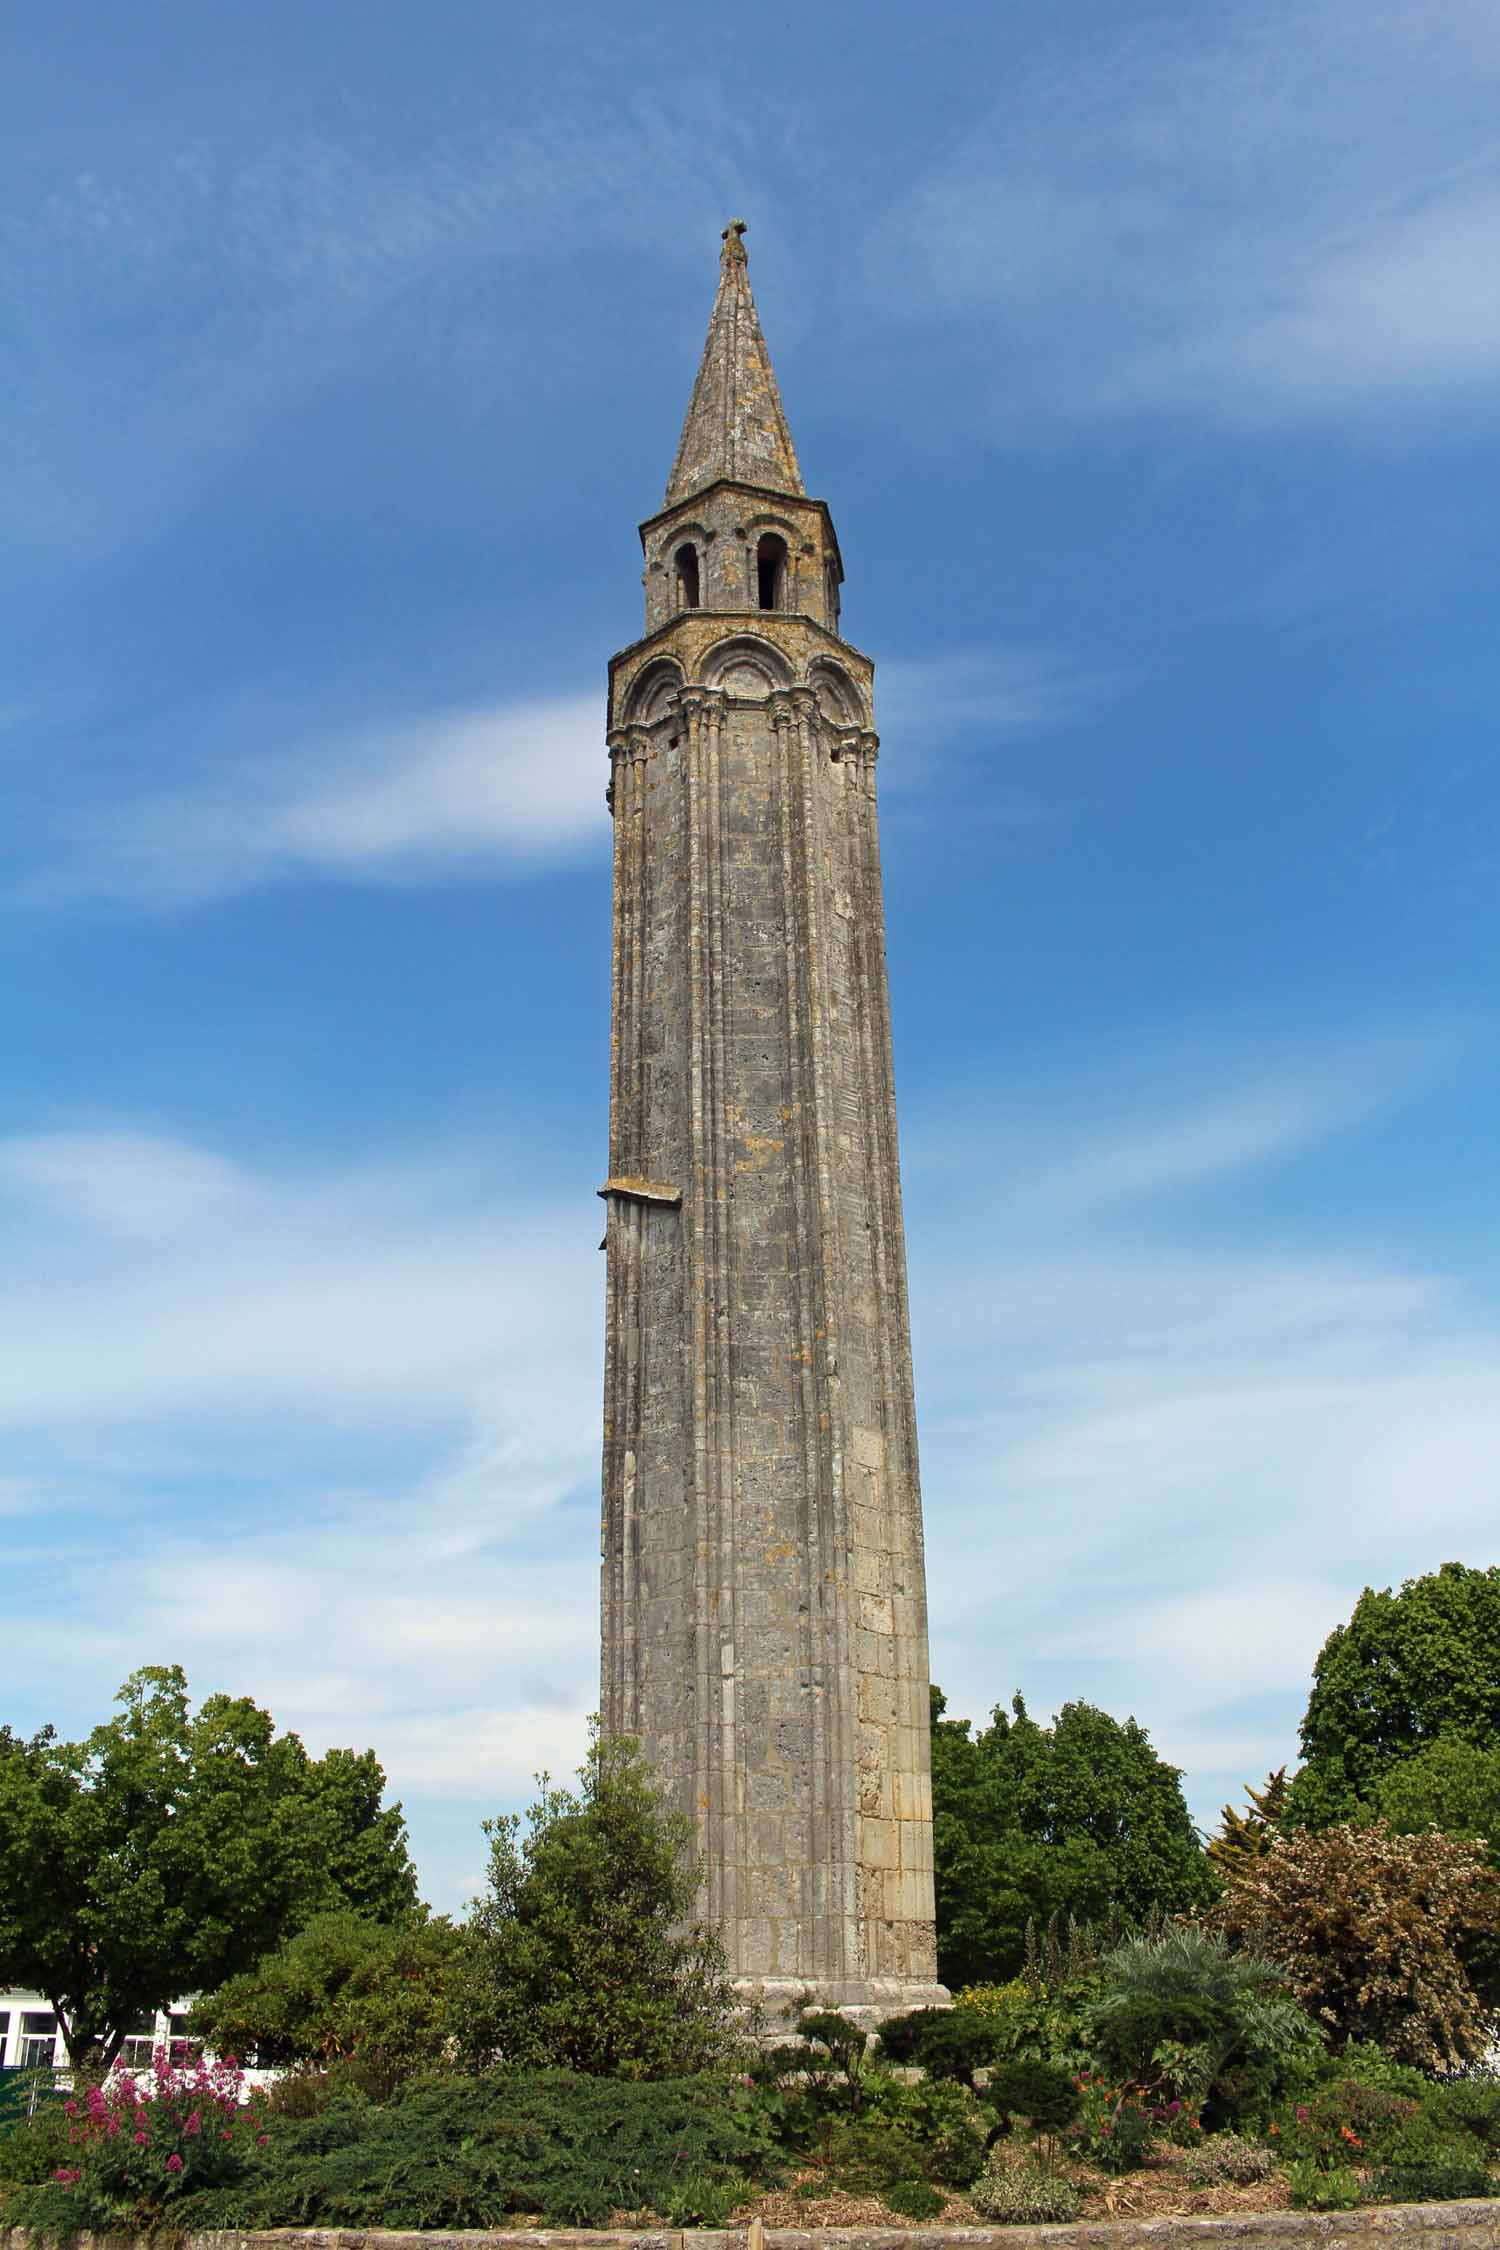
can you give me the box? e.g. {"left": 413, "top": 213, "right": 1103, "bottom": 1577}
{"left": 0, "top": 1991, "right": 198, "bottom": 2075}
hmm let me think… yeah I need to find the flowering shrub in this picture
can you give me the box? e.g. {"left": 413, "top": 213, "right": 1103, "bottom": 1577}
{"left": 1214, "top": 1822, "right": 1499, "bottom": 2070}
{"left": 1066, "top": 2073, "right": 1158, "bottom": 2173}
{"left": 50, "top": 2047, "right": 264, "bottom": 2230}
{"left": 1275, "top": 2079, "right": 1416, "bottom": 2174}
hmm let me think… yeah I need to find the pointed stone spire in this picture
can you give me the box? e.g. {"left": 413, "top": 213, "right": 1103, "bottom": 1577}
{"left": 665, "top": 221, "right": 806, "bottom": 506}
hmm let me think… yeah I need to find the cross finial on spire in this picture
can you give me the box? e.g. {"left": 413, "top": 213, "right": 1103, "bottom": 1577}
{"left": 665, "top": 223, "right": 803, "bottom": 505}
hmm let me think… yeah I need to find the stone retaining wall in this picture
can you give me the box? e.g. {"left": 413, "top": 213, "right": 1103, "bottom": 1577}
{"left": 12, "top": 2210, "right": 1500, "bottom": 2250}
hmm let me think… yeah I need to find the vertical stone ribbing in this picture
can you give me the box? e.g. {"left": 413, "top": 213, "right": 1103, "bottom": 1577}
{"left": 599, "top": 228, "right": 946, "bottom": 2026}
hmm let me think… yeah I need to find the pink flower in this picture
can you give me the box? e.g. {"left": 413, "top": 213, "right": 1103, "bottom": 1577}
{"left": 166, "top": 2154, "right": 184, "bottom": 2175}
{"left": 64, "top": 2101, "right": 77, "bottom": 2118}
{"left": 256, "top": 2132, "right": 268, "bottom": 2149}
{"left": 134, "top": 2131, "right": 150, "bottom": 2146}
{"left": 185, "top": 2111, "right": 202, "bottom": 2136}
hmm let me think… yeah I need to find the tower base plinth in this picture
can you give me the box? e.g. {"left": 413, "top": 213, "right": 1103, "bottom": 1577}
{"left": 738, "top": 1977, "right": 952, "bottom": 2037}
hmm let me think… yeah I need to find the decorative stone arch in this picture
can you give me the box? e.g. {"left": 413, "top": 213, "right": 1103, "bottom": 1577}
{"left": 652, "top": 518, "right": 712, "bottom": 565}
{"left": 807, "top": 657, "right": 864, "bottom": 725}
{"left": 736, "top": 511, "right": 799, "bottom": 613}
{"left": 743, "top": 509, "right": 799, "bottom": 541}
{"left": 698, "top": 634, "right": 794, "bottom": 698}
{"left": 624, "top": 656, "right": 686, "bottom": 723}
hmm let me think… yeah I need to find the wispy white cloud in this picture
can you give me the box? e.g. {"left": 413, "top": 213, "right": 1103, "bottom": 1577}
{"left": 0, "top": 1122, "right": 599, "bottom": 1429}
{"left": 903, "top": 1024, "right": 1500, "bottom": 1821}
{"left": 918, "top": 1229, "right": 1500, "bottom": 1821}
{"left": 0, "top": 1132, "right": 246, "bottom": 1238}
{"left": 880, "top": 646, "right": 1109, "bottom": 749}
{"left": 0, "top": 1119, "right": 602, "bottom": 1902}
{"left": 30, "top": 691, "right": 606, "bottom": 906}
{"left": 23, "top": 651, "right": 1104, "bottom": 908}
{"left": 884, "top": 0, "right": 1500, "bottom": 422}
{"left": 906, "top": 1030, "right": 1459, "bottom": 1213}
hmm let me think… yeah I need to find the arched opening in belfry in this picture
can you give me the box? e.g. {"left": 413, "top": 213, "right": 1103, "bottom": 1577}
{"left": 675, "top": 543, "right": 701, "bottom": 609}
{"left": 825, "top": 561, "right": 841, "bottom": 630}
{"left": 756, "top": 533, "right": 788, "bottom": 612}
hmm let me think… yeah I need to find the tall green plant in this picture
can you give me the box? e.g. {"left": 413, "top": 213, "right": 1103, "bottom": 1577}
{"left": 454, "top": 1727, "right": 738, "bottom": 2079}
{"left": 1091, "top": 1925, "right": 1317, "bottom": 2121}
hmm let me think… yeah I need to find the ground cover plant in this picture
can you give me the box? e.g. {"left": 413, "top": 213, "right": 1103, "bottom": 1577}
{"left": 178, "top": 2070, "right": 774, "bottom": 2231}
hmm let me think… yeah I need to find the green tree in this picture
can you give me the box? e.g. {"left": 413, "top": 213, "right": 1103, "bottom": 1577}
{"left": 0, "top": 1666, "right": 418, "bottom": 2072}
{"left": 190, "top": 1910, "right": 462, "bottom": 2091}
{"left": 454, "top": 1728, "right": 738, "bottom": 2078}
{"left": 931, "top": 1688, "right": 1215, "bottom": 1990}
{"left": 1374, "top": 1737, "right": 1500, "bottom": 1842}
{"left": 1291, "top": 1564, "right": 1500, "bottom": 1826}
{"left": 1372, "top": 1738, "right": 1500, "bottom": 2012}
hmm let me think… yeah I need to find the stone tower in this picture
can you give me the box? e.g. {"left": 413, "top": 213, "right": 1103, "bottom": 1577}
{"left": 600, "top": 222, "right": 946, "bottom": 2024}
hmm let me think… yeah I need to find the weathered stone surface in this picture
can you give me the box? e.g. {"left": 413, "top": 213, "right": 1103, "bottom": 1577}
{"left": 665, "top": 220, "right": 805, "bottom": 507}
{"left": 17, "top": 2205, "right": 1500, "bottom": 2250}
{"left": 599, "top": 227, "right": 945, "bottom": 2020}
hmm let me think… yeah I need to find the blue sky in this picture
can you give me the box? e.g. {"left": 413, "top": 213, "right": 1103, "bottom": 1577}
{"left": 4, "top": 0, "right": 1498, "bottom": 1911}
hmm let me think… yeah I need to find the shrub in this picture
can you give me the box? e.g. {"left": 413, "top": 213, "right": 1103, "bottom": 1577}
{"left": 171, "top": 2069, "right": 775, "bottom": 2232}
{"left": 660, "top": 2170, "right": 750, "bottom": 2226}
{"left": 1276, "top": 2078, "right": 1419, "bottom": 2172}
{"left": 1214, "top": 1821, "right": 1499, "bottom": 2070}
{"left": 823, "top": 2117, "right": 929, "bottom": 2192}
{"left": 191, "top": 1909, "right": 463, "bottom": 2092}
{"left": 1425, "top": 2078, "right": 1500, "bottom": 2152}
{"left": 1091, "top": 1924, "right": 1317, "bottom": 2123}
{"left": 810, "top": 2077, "right": 988, "bottom": 2194}
{"left": 454, "top": 1730, "right": 739, "bottom": 2079}
{"left": 1069, "top": 2074, "right": 1154, "bottom": 2173}
{"left": 1313, "top": 2041, "right": 1429, "bottom": 2101}
{"left": 1371, "top": 2115, "right": 1494, "bottom": 2204}
{"left": 884, "top": 2176, "right": 946, "bottom": 2218}
{"left": 1287, "top": 2158, "right": 1363, "bottom": 2211}
{"left": 4, "top": 2050, "right": 262, "bottom": 2238}
{"left": 955, "top": 1975, "right": 1097, "bottom": 2064}
{"left": 877, "top": 2006, "right": 999, "bottom": 2086}
{"left": 794, "top": 2009, "right": 872, "bottom": 2096}
{"left": 1184, "top": 2132, "right": 1276, "bottom": 2186}
{"left": 971, "top": 2160, "right": 1084, "bottom": 2224}
{"left": 863, "top": 2072, "right": 988, "bottom": 2186}
{"left": 0, "top": 2089, "right": 73, "bottom": 2189}
{"left": 987, "top": 2057, "right": 1081, "bottom": 2137}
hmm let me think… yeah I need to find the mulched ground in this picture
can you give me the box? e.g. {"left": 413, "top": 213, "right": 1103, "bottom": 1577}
{"left": 692, "top": 2147, "right": 1295, "bottom": 2231}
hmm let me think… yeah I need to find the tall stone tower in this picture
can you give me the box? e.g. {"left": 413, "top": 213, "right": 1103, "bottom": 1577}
{"left": 600, "top": 222, "right": 946, "bottom": 2024}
